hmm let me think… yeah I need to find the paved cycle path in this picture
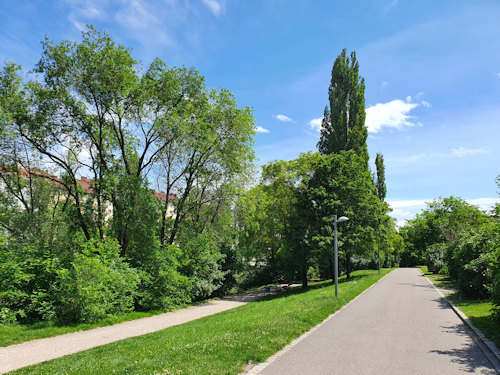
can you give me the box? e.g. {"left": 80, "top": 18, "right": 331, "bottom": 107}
{"left": 255, "top": 268, "right": 497, "bottom": 375}
{"left": 0, "top": 286, "right": 298, "bottom": 374}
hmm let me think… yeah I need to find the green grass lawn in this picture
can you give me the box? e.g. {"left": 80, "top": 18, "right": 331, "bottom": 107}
{"left": 418, "top": 266, "right": 500, "bottom": 349}
{"left": 9, "top": 269, "right": 392, "bottom": 375}
{"left": 0, "top": 309, "right": 173, "bottom": 347}
{"left": 0, "top": 281, "right": 317, "bottom": 348}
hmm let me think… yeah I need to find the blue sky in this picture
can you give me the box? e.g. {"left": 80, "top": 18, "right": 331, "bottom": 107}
{"left": 1, "top": 0, "right": 499, "bottom": 224}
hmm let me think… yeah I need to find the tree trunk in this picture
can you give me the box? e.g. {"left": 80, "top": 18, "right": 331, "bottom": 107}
{"left": 329, "top": 254, "right": 334, "bottom": 284}
{"left": 302, "top": 263, "right": 308, "bottom": 288}
{"left": 345, "top": 256, "right": 351, "bottom": 279}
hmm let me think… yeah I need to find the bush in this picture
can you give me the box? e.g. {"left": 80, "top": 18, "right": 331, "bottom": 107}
{"left": 425, "top": 243, "right": 446, "bottom": 274}
{"left": 490, "top": 236, "right": 500, "bottom": 321}
{"left": 134, "top": 244, "right": 192, "bottom": 311}
{"left": 57, "top": 239, "right": 140, "bottom": 323}
{"left": 307, "top": 265, "right": 320, "bottom": 280}
{"left": 492, "top": 270, "right": 500, "bottom": 322}
{"left": 450, "top": 223, "right": 499, "bottom": 299}
{"left": 178, "top": 232, "right": 227, "bottom": 300}
{"left": 438, "top": 266, "right": 449, "bottom": 276}
{"left": 0, "top": 236, "right": 61, "bottom": 324}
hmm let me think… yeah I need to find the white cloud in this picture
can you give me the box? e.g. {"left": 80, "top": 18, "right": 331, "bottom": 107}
{"left": 256, "top": 126, "right": 270, "bottom": 133}
{"left": 309, "top": 118, "right": 322, "bottom": 132}
{"left": 451, "top": 147, "right": 488, "bottom": 157}
{"left": 202, "top": 0, "right": 223, "bottom": 16}
{"left": 421, "top": 100, "right": 431, "bottom": 108}
{"left": 365, "top": 99, "right": 419, "bottom": 133}
{"left": 390, "top": 147, "right": 489, "bottom": 163}
{"left": 387, "top": 199, "right": 429, "bottom": 227}
{"left": 467, "top": 198, "right": 500, "bottom": 210}
{"left": 384, "top": 0, "right": 399, "bottom": 12}
{"left": 387, "top": 197, "right": 500, "bottom": 226}
{"left": 387, "top": 199, "right": 429, "bottom": 209}
{"left": 115, "top": 0, "right": 156, "bottom": 29}
{"left": 274, "top": 114, "right": 294, "bottom": 123}
{"left": 65, "top": 0, "right": 105, "bottom": 31}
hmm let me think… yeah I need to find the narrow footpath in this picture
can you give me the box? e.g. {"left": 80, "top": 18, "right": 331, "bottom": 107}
{"left": 0, "top": 286, "right": 294, "bottom": 374}
{"left": 253, "top": 268, "right": 497, "bottom": 375}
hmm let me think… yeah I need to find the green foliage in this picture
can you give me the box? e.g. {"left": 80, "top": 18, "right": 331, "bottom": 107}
{"left": 425, "top": 243, "right": 446, "bottom": 274}
{"left": 0, "top": 236, "right": 61, "bottom": 324}
{"left": 404, "top": 194, "right": 499, "bottom": 306}
{"left": 177, "top": 231, "right": 226, "bottom": 300}
{"left": 0, "top": 26, "right": 255, "bottom": 324}
{"left": 374, "top": 153, "right": 386, "bottom": 202}
{"left": 318, "top": 49, "right": 368, "bottom": 164}
{"left": 400, "top": 197, "right": 489, "bottom": 267}
{"left": 10, "top": 270, "right": 390, "bottom": 375}
{"left": 134, "top": 244, "right": 192, "bottom": 311}
{"left": 492, "top": 269, "right": 500, "bottom": 321}
{"left": 57, "top": 239, "right": 140, "bottom": 323}
{"left": 306, "top": 151, "right": 384, "bottom": 278}
{"left": 234, "top": 152, "right": 322, "bottom": 287}
{"left": 449, "top": 222, "right": 499, "bottom": 299}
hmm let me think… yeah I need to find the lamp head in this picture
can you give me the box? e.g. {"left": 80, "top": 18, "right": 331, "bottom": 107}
{"left": 337, "top": 216, "right": 349, "bottom": 223}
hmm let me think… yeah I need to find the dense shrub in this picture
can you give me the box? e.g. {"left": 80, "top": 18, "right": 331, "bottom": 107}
{"left": 177, "top": 232, "right": 227, "bottom": 300}
{"left": 134, "top": 244, "right": 192, "bottom": 311}
{"left": 449, "top": 223, "right": 499, "bottom": 299}
{"left": 57, "top": 239, "right": 140, "bottom": 323}
{"left": 489, "top": 229, "right": 500, "bottom": 321}
{"left": 0, "top": 236, "right": 61, "bottom": 324}
{"left": 425, "top": 243, "right": 446, "bottom": 274}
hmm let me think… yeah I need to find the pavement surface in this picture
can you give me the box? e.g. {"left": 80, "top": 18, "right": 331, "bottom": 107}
{"left": 253, "top": 268, "right": 498, "bottom": 375}
{"left": 0, "top": 286, "right": 298, "bottom": 374}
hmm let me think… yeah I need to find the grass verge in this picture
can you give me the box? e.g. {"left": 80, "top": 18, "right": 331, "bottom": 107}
{"left": 9, "top": 269, "right": 392, "bottom": 375}
{"left": 0, "top": 309, "right": 172, "bottom": 347}
{"left": 0, "top": 283, "right": 293, "bottom": 347}
{"left": 418, "top": 266, "right": 500, "bottom": 349}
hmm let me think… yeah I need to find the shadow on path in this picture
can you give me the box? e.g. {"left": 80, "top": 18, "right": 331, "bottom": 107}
{"left": 430, "top": 331, "right": 495, "bottom": 375}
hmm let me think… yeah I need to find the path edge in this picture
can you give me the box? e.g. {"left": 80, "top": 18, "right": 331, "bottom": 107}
{"left": 242, "top": 269, "right": 395, "bottom": 375}
{"left": 419, "top": 268, "right": 500, "bottom": 373}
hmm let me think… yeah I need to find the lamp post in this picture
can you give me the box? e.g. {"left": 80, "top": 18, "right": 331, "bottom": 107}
{"left": 334, "top": 215, "right": 349, "bottom": 297}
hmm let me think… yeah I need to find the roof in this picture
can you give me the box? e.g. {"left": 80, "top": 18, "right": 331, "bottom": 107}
{"left": 1, "top": 166, "right": 177, "bottom": 202}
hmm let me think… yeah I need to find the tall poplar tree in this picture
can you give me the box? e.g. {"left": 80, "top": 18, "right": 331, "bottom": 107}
{"left": 317, "top": 49, "right": 368, "bottom": 164}
{"left": 375, "top": 153, "right": 387, "bottom": 202}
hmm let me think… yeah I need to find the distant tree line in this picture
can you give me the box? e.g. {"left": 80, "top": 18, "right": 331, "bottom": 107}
{"left": 399, "top": 190, "right": 500, "bottom": 320}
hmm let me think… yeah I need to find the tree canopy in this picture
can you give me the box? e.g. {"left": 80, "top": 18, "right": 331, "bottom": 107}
{"left": 317, "top": 49, "right": 368, "bottom": 164}
{"left": 0, "top": 27, "right": 256, "bottom": 323}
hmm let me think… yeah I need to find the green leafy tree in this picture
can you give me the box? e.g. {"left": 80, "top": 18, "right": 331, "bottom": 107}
{"left": 401, "top": 196, "right": 490, "bottom": 271}
{"left": 375, "top": 153, "right": 386, "bottom": 202}
{"left": 234, "top": 152, "right": 321, "bottom": 287}
{"left": 318, "top": 49, "right": 368, "bottom": 164}
{"left": 0, "top": 26, "right": 256, "bottom": 322}
{"left": 57, "top": 238, "right": 140, "bottom": 323}
{"left": 306, "top": 151, "right": 383, "bottom": 279}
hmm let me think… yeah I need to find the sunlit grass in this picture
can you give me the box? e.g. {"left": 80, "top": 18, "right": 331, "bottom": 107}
{"left": 10, "top": 269, "right": 392, "bottom": 375}
{"left": 0, "top": 309, "right": 171, "bottom": 347}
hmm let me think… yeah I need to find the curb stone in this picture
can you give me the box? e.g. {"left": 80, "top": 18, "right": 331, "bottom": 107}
{"left": 419, "top": 269, "right": 500, "bottom": 374}
{"left": 241, "top": 270, "right": 395, "bottom": 375}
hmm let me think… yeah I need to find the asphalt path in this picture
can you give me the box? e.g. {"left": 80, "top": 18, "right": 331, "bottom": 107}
{"left": 256, "top": 268, "right": 497, "bottom": 375}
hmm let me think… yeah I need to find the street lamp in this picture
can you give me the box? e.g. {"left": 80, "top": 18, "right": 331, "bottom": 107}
{"left": 334, "top": 215, "right": 349, "bottom": 297}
